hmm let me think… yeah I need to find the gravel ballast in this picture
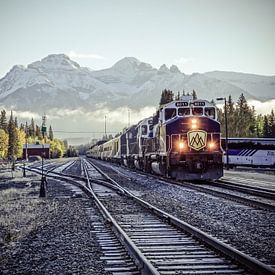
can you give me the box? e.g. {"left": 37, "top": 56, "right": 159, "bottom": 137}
{"left": 0, "top": 166, "right": 110, "bottom": 274}
{"left": 91, "top": 159, "right": 275, "bottom": 266}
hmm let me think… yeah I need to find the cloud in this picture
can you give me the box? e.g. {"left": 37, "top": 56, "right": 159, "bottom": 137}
{"left": 216, "top": 99, "right": 275, "bottom": 115}
{"left": 90, "top": 106, "right": 156, "bottom": 124}
{"left": 47, "top": 106, "right": 156, "bottom": 124}
{"left": 174, "top": 57, "right": 193, "bottom": 66}
{"left": 67, "top": 50, "right": 105, "bottom": 60}
{"left": 248, "top": 99, "right": 275, "bottom": 115}
{"left": 0, "top": 108, "right": 40, "bottom": 120}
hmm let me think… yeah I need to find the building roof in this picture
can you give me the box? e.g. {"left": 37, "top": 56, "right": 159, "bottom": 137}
{"left": 23, "top": 144, "right": 50, "bottom": 149}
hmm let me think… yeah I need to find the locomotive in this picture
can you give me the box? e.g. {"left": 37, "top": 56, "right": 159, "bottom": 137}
{"left": 87, "top": 95, "right": 223, "bottom": 180}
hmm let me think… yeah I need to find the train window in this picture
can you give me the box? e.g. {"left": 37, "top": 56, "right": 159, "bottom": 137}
{"left": 192, "top": 107, "right": 203, "bottom": 116}
{"left": 141, "top": 125, "right": 148, "bottom": 135}
{"left": 149, "top": 125, "right": 154, "bottom": 131}
{"left": 205, "top": 107, "right": 215, "bottom": 119}
{"left": 178, "top": 108, "right": 190, "bottom": 116}
{"left": 165, "top": 108, "right": 176, "bottom": 120}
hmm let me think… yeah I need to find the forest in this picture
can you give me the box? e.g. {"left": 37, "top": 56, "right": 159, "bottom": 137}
{"left": 0, "top": 110, "right": 74, "bottom": 160}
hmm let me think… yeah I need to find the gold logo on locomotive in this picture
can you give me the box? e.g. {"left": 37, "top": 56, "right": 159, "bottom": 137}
{"left": 187, "top": 130, "right": 207, "bottom": 151}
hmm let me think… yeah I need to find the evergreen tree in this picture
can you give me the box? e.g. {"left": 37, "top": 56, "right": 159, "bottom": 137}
{"left": 30, "top": 118, "right": 35, "bottom": 137}
{"left": 20, "top": 123, "right": 25, "bottom": 132}
{"left": 269, "top": 109, "right": 275, "bottom": 137}
{"left": 256, "top": 114, "right": 264, "bottom": 137}
{"left": 35, "top": 125, "right": 42, "bottom": 139}
{"left": 192, "top": 89, "right": 198, "bottom": 100}
{"left": 263, "top": 115, "right": 270, "bottom": 137}
{"left": 49, "top": 125, "right": 54, "bottom": 140}
{"left": 25, "top": 122, "right": 29, "bottom": 138}
{"left": 235, "top": 93, "right": 255, "bottom": 137}
{"left": 0, "top": 110, "right": 8, "bottom": 132}
{"left": 7, "top": 111, "right": 17, "bottom": 159}
{"left": 14, "top": 117, "right": 18, "bottom": 128}
{"left": 159, "top": 89, "right": 174, "bottom": 105}
{"left": 227, "top": 95, "right": 235, "bottom": 137}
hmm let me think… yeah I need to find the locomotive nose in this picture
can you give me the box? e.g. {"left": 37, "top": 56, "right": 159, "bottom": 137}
{"left": 195, "top": 161, "right": 203, "bottom": 170}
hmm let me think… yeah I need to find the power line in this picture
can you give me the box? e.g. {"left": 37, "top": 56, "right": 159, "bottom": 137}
{"left": 53, "top": 130, "right": 117, "bottom": 134}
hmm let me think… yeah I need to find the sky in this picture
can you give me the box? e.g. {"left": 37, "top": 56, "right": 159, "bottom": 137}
{"left": 0, "top": 0, "right": 274, "bottom": 79}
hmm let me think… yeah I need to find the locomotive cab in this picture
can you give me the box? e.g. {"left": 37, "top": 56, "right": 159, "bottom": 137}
{"left": 148, "top": 96, "right": 223, "bottom": 180}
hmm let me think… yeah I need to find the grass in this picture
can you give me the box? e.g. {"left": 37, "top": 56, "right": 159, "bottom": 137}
{"left": 0, "top": 185, "right": 44, "bottom": 244}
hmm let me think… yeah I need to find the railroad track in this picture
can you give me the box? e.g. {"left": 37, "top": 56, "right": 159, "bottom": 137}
{"left": 215, "top": 180, "right": 275, "bottom": 200}
{"left": 24, "top": 159, "right": 275, "bottom": 274}
{"left": 83, "top": 158, "right": 275, "bottom": 274}
{"left": 175, "top": 180, "right": 275, "bottom": 212}
{"left": 92, "top": 159, "right": 275, "bottom": 212}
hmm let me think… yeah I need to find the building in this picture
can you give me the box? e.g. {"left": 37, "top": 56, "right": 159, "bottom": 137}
{"left": 23, "top": 144, "right": 50, "bottom": 159}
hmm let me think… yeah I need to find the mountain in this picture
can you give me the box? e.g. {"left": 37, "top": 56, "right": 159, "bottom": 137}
{"left": 205, "top": 71, "right": 275, "bottom": 101}
{"left": 0, "top": 54, "right": 274, "bottom": 113}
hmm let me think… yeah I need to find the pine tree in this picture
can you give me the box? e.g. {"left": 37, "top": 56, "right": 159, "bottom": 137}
{"left": 35, "top": 125, "right": 42, "bottom": 139}
{"left": 263, "top": 115, "right": 270, "bottom": 137}
{"left": 235, "top": 93, "right": 255, "bottom": 137}
{"left": 49, "top": 125, "right": 54, "bottom": 140}
{"left": 0, "top": 110, "right": 8, "bottom": 132}
{"left": 30, "top": 118, "right": 35, "bottom": 137}
{"left": 159, "top": 89, "right": 174, "bottom": 105}
{"left": 192, "top": 90, "right": 198, "bottom": 100}
{"left": 25, "top": 122, "right": 29, "bottom": 138}
{"left": 14, "top": 117, "right": 18, "bottom": 128}
{"left": 7, "top": 111, "right": 17, "bottom": 159}
{"left": 256, "top": 114, "right": 264, "bottom": 137}
{"left": 269, "top": 109, "right": 275, "bottom": 137}
{"left": 227, "top": 95, "right": 235, "bottom": 137}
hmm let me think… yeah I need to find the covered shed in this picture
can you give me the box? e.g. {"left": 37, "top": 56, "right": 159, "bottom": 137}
{"left": 23, "top": 144, "right": 50, "bottom": 159}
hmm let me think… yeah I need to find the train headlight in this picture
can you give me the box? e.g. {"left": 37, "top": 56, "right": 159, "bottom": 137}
{"left": 191, "top": 118, "right": 197, "bottom": 129}
{"left": 179, "top": 141, "right": 186, "bottom": 150}
{"left": 208, "top": 142, "right": 215, "bottom": 150}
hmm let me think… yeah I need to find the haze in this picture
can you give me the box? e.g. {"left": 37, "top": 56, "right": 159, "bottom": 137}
{"left": 0, "top": 0, "right": 274, "bottom": 78}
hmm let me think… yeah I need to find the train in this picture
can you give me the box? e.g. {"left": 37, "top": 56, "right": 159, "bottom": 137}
{"left": 222, "top": 138, "right": 275, "bottom": 168}
{"left": 87, "top": 95, "right": 224, "bottom": 180}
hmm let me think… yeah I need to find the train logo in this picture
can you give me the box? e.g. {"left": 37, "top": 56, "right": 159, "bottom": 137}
{"left": 187, "top": 130, "right": 207, "bottom": 151}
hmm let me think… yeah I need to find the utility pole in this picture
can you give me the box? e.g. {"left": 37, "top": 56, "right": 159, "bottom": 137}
{"left": 40, "top": 114, "right": 47, "bottom": 197}
{"left": 216, "top": 97, "right": 229, "bottom": 170}
{"left": 128, "top": 108, "right": 131, "bottom": 127}
{"left": 104, "top": 115, "right": 107, "bottom": 139}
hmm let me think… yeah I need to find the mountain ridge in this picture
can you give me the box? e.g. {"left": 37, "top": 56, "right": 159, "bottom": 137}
{"left": 0, "top": 54, "right": 274, "bottom": 112}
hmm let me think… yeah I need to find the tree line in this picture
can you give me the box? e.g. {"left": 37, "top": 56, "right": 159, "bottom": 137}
{"left": 159, "top": 89, "right": 275, "bottom": 138}
{"left": 0, "top": 109, "right": 68, "bottom": 160}
{"left": 218, "top": 94, "right": 275, "bottom": 138}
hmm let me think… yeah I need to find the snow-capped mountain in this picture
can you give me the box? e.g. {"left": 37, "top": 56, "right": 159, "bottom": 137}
{"left": 0, "top": 54, "right": 274, "bottom": 113}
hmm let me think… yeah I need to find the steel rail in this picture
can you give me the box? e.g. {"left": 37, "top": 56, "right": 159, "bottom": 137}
{"left": 81, "top": 159, "right": 160, "bottom": 275}
{"left": 91, "top": 159, "right": 275, "bottom": 211}
{"left": 175, "top": 181, "right": 275, "bottom": 211}
{"left": 86, "top": 158, "right": 275, "bottom": 275}
{"left": 216, "top": 180, "right": 275, "bottom": 200}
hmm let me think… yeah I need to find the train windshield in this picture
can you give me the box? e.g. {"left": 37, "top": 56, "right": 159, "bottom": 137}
{"left": 205, "top": 107, "right": 215, "bottom": 119}
{"left": 165, "top": 108, "right": 177, "bottom": 120}
{"left": 178, "top": 108, "right": 190, "bottom": 116}
{"left": 141, "top": 125, "right": 148, "bottom": 135}
{"left": 192, "top": 107, "right": 203, "bottom": 116}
